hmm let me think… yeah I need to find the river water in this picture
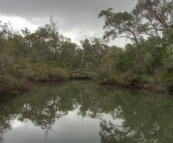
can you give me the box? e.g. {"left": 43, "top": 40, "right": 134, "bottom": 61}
{"left": 0, "top": 80, "right": 173, "bottom": 143}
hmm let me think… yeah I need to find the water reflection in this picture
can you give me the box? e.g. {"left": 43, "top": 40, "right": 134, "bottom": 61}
{"left": 1, "top": 81, "right": 173, "bottom": 143}
{"left": 0, "top": 102, "right": 15, "bottom": 143}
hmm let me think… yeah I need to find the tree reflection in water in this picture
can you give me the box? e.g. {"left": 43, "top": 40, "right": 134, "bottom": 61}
{"left": 99, "top": 89, "right": 173, "bottom": 143}
{"left": 0, "top": 101, "right": 15, "bottom": 143}
{"left": 0, "top": 81, "right": 173, "bottom": 143}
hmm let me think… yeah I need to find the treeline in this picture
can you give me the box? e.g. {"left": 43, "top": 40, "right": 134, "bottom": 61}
{"left": 0, "top": 19, "right": 111, "bottom": 96}
{"left": 1, "top": 0, "right": 173, "bottom": 96}
{"left": 97, "top": 32, "right": 173, "bottom": 92}
{"left": 96, "top": 0, "right": 173, "bottom": 93}
{"left": 1, "top": 20, "right": 173, "bottom": 96}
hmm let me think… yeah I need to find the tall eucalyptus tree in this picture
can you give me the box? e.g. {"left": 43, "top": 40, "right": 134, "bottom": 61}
{"left": 134, "top": 0, "right": 173, "bottom": 37}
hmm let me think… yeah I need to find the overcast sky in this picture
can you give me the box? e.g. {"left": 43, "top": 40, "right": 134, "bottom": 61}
{"left": 0, "top": 0, "right": 136, "bottom": 47}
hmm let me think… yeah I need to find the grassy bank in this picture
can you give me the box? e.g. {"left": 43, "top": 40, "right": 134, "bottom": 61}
{"left": 96, "top": 72, "right": 172, "bottom": 93}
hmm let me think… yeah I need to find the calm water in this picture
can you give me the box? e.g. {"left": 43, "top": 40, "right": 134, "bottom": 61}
{"left": 1, "top": 80, "right": 173, "bottom": 143}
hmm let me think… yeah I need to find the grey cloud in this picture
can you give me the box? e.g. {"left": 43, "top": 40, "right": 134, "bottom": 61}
{"left": 0, "top": 0, "right": 136, "bottom": 46}
{"left": 1, "top": 0, "right": 135, "bottom": 23}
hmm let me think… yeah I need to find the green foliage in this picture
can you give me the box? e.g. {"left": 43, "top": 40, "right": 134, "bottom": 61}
{"left": 132, "top": 0, "right": 172, "bottom": 36}
{"left": 97, "top": 56, "right": 114, "bottom": 79}
{"left": 21, "top": 62, "right": 69, "bottom": 82}
{"left": 48, "top": 68, "right": 69, "bottom": 81}
{"left": 165, "top": 72, "right": 173, "bottom": 91}
{"left": 28, "top": 51, "right": 42, "bottom": 63}
{"left": 48, "top": 61, "right": 59, "bottom": 68}
{"left": 1, "top": 4, "right": 173, "bottom": 97}
{"left": 97, "top": 0, "right": 173, "bottom": 89}
{"left": 0, "top": 75, "right": 19, "bottom": 94}
{"left": 68, "top": 69, "right": 95, "bottom": 79}
{"left": 98, "top": 8, "right": 145, "bottom": 45}
{"left": 0, "top": 75, "right": 30, "bottom": 95}
{"left": 80, "top": 37, "right": 111, "bottom": 69}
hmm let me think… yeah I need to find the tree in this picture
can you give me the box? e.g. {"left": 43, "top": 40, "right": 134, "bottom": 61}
{"left": 80, "top": 38, "right": 90, "bottom": 68}
{"left": 171, "top": 0, "right": 173, "bottom": 26}
{"left": 0, "top": 21, "right": 14, "bottom": 51}
{"left": 24, "top": 16, "right": 63, "bottom": 62}
{"left": 80, "top": 37, "right": 110, "bottom": 70}
{"left": 49, "top": 15, "right": 62, "bottom": 61}
{"left": 90, "top": 37, "right": 110, "bottom": 66}
{"left": 133, "top": 0, "right": 173, "bottom": 37}
{"left": 99, "top": 0, "right": 173, "bottom": 46}
{"left": 99, "top": 8, "right": 151, "bottom": 46}
{"left": 58, "top": 39, "right": 78, "bottom": 67}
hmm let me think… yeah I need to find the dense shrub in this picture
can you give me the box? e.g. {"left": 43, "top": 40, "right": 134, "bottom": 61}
{"left": 0, "top": 75, "right": 31, "bottom": 95}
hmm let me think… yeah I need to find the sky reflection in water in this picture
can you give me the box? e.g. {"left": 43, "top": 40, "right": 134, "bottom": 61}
{"left": 5, "top": 107, "right": 122, "bottom": 143}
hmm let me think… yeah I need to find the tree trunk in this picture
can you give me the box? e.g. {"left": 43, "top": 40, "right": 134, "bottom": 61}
{"left": 81, "top": 48, "right": 85, "bottom": 68}
{"left": 54, "top": 48, "right": 57, "bottom": 61}
{"left": 161, "top": 0, "right": 166, "bottom": 37}
{"left": 171, "top": 0, "right": 173, "bottom": 27}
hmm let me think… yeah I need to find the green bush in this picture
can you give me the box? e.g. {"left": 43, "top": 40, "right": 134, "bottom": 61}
{"left": 0, "top": 75, "right": 32, "bottom": 95}
{"left": 0, "top": 75, "right": 20, "bottom": 94}
{"left": 22, "top": 67, "right": 46, "bottom": 82}
{"left": 68, "top": 69, "right": 95, "bottom": 79}
{"left": 166, "top": 73, "right": 173, "bottom": 90}
{"left": 48, "top": 68, "right": 69, "bottom": 81}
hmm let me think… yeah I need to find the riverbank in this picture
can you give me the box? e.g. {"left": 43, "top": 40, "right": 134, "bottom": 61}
{"left": 0, "top": 69, "right": 95, "bottom": 100}
{"left": 97, "top": 73, "right": 170, "bottom": 94}
{"left": 1, "top": 70, "right": 172, "bottom": 102}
